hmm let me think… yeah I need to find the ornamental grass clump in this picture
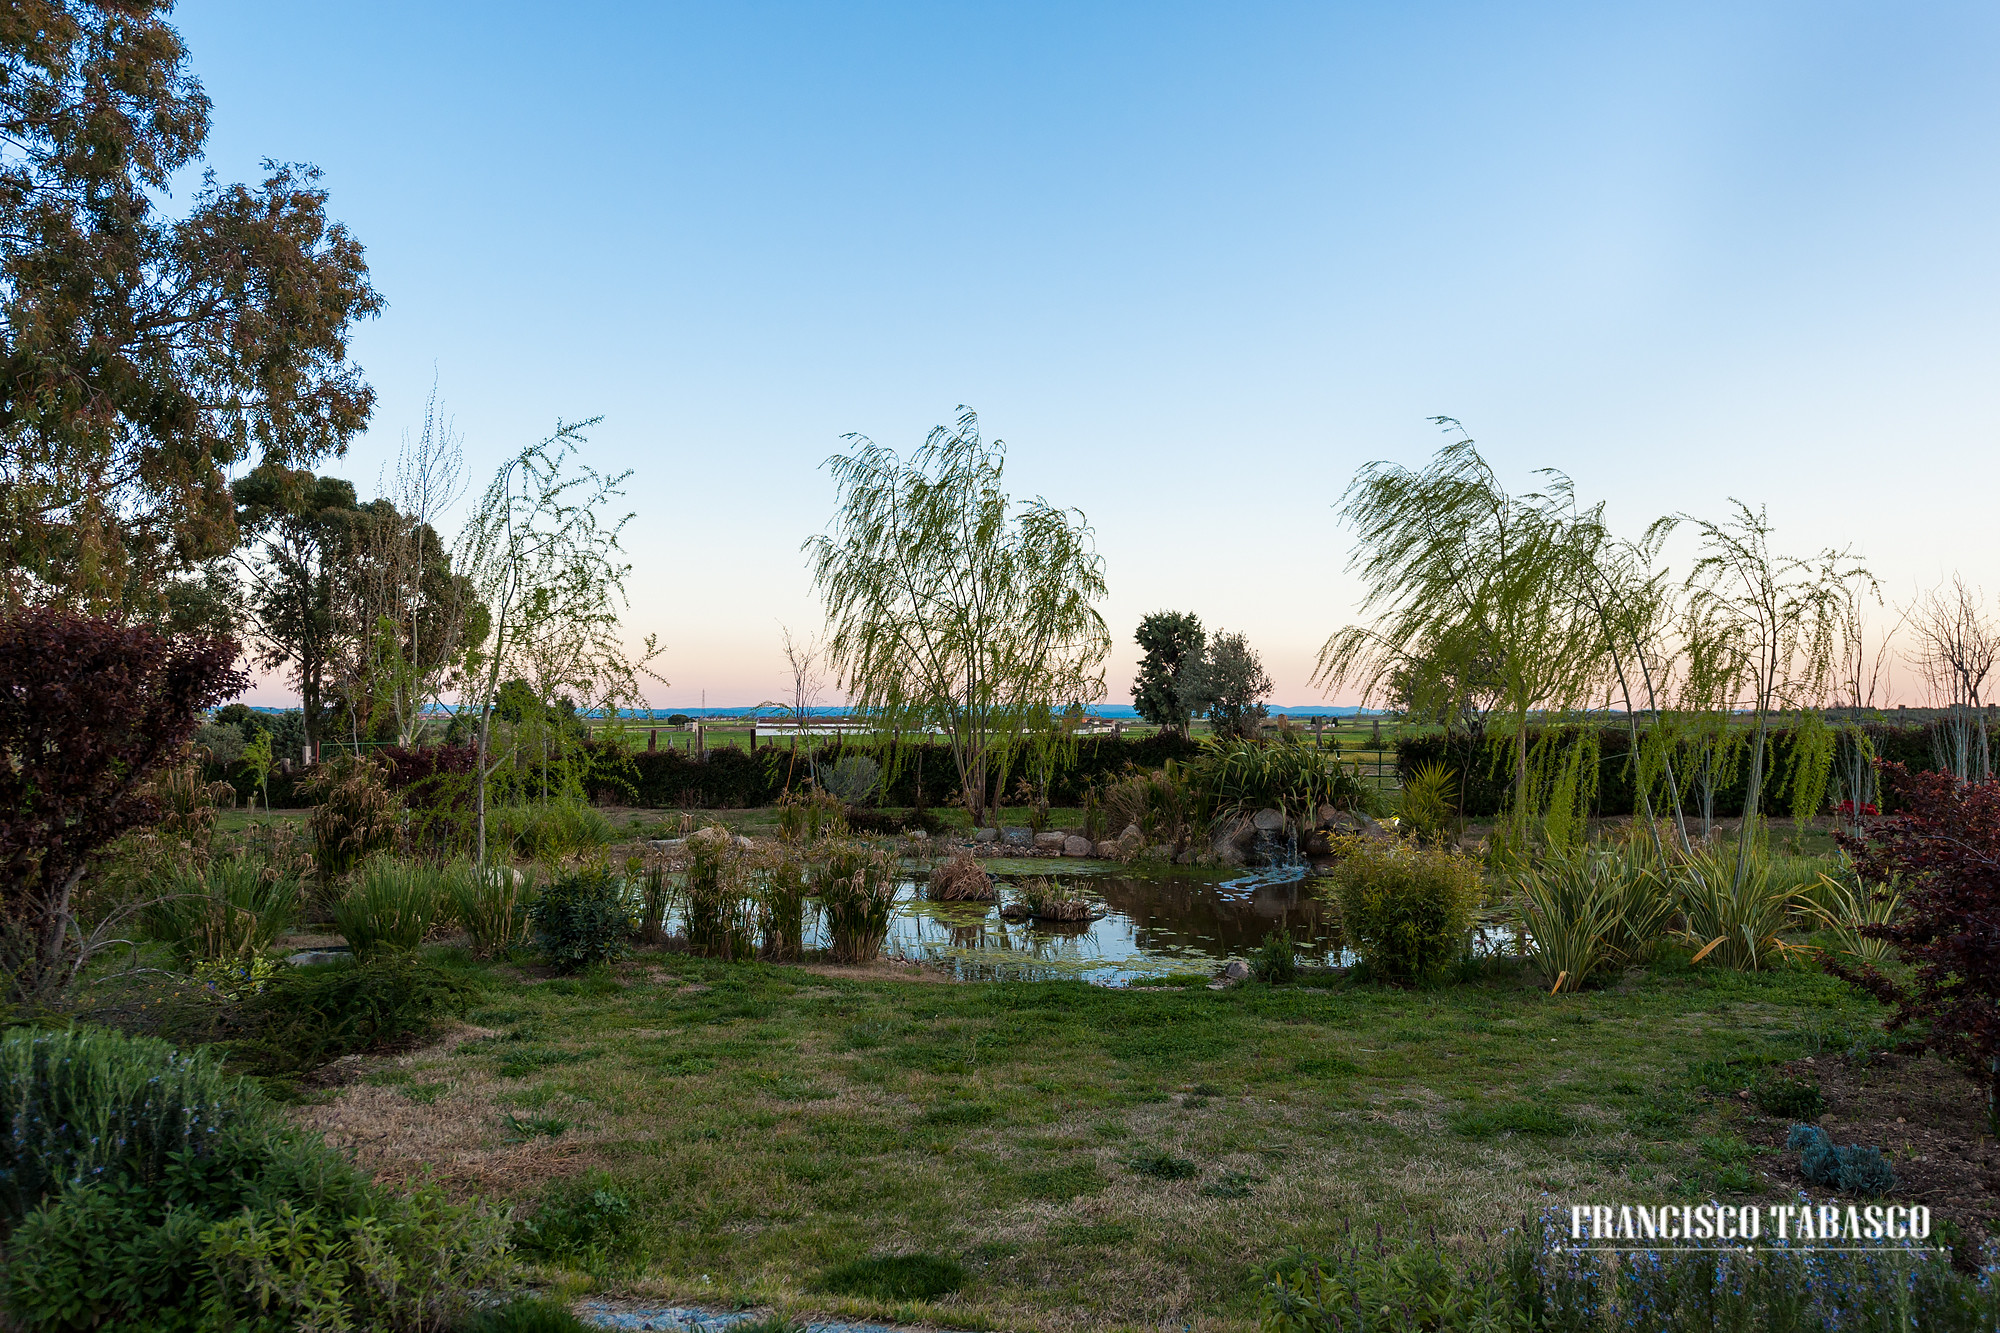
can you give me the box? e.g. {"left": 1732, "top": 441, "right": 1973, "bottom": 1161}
{"left": 142, "top": 855, "right": 301, "bottom": 966}
{"left": 812, "top": 839, "right": 897, "bottom": 964}
{"left": 334, "top": 857, "right": 450, "bottom": 958}
{"left": 1673, "top": 841, "right": 1804, "bottom": 970}
{"left": 1015, "top": 877, "right": 1095, "bottom": 922}
{"left": 1328, "top": 840, "right": 1483, "bottom": 984}
{"left": 757, "top": 850, "right": 810, "bottom": 962}
{"left": 926, "top": 851, "right": 995, "bottom": 902}
{"left": 447, "top": 862, "right": 531, "bottom": 957}
{"left": 304, "top": 753, "right": 400, "bottom": 878}
{"left": 685, "top": 835, "right": 756, "bottom": 961}
{"left": 1804, "top": 869, "right": 1901, "bottom": 965}
{"left": 1511, "top": 844, "right": 1671, "bottom": 992}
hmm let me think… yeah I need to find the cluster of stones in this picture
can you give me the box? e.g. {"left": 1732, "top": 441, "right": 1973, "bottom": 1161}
{"left": 966, "top": 824, "right": 1132, "bottom": 859}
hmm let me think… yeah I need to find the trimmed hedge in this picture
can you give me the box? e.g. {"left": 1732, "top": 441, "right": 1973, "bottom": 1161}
{"left": 1395, "top": 722, "right": 1971, "bottom": 819}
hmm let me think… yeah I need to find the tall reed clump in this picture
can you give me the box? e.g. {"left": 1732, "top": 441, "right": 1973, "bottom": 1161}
{"left": 758, "top": 849, "right": 810, "bottom": 962}
{"left": 333, "top": 857, "right": 449, "bottom": 958}
{"left": 1327, "top": 840, "right": 1483, "bottom": 984}
{"left": 927, "top": 851, "right": 995, "bottom": 902}
{"left": 634, "top": 857, "right": 673, "bottom": 948}
{"left": 812, "top": 838, "right": 898, "bottom": 964}
{"left": 446, "top": 862, "right": 531, "bottom": 957}
{"left": 685, "top": 833, "right": 757, "bottom": 960}
{"left": 1014, "top": 877, "right": 1094, "bottom": 922}
{"left": 1511, "top": 845, "right": 1670, "bottom": 992}
{"left": 142, "top": 856, "right": 302, "bottom": 965}
{"left": 304, "top": 753, "right": 401, "bottom": 879}
{"left": 776, "top": 788, "right": 848, "bottom": 842}
{"left": 1673, "top": 841, "right": 1804, "bottom": 970}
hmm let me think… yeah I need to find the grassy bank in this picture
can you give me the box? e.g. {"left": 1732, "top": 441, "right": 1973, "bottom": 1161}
{"left": 295, "top": 946, "right": 1888, "bottom": 1332}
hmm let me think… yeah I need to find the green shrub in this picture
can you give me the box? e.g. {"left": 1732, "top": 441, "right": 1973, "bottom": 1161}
{"left": 516, "top": 1171, "right": 639, "bottom": 1269}
{"left": 1328, "top": 841, "right": 1482, "bottom": 984}
{"left": 817, "top": 1253, "right": 966, "bottom": 1301}
{"left": 140, "top": 855, "right": 301, "bottom": 965}
{"left": 1673, "top": 841, "right": 1803, "bottom": 970}
{"left": 1511, "top": 844, "right": 1670, "bottom": 992}
{"left": 0, "top": 1028, "right": 246, "bottom": 1228}
{"left": 0, "top": 1026, "right": 511, "bottom": 1331}
{"left": 529, "top": 865, "right": 632, "bottom": 973}
{"left": 449, "top": 862, "right": 532, "bottom": 957}
{"left": 334, "top": 857, "right": 450, "bottom": 957}
{"left": 1249, "top": 928, "right": 1299, "bottom": 984}
{"left": 222, "top": 952, "right": 482, "bottom": 1076}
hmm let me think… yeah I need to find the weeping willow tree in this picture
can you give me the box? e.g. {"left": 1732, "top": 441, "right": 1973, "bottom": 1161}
{"left": 806, "top": 407, "right": 1110, "bottom": 826}
{"left": 1684, "top": 502, "right": 1867, "bottom": 881}
{"left": 1314, "top": 424, "right": 1606, "bottom": 829}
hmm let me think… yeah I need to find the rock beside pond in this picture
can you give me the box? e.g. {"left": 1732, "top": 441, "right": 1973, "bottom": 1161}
{"left": 1063, "top": 835, "right": 1093, "bottom": 856}
{"left": 1095, "top": 840, "right": 1121, "bottom": 858}
{"left": 1121, "top": 823, "right": 1142, "bottom": 841}
{"left": 973, "top": 827, "right": 999, "bottom": 843}
{"left": 1252, "top": 807, "right": 1286, "bottom": 832}
{"left": 1222, "top": 960, "right": 1250, "bottom": 981}
{"left": 1002, "top": 826, "right": 1034, "bottom": 846}
{"left": 1033, "top": 831, "right": 1067, "bottom": 852}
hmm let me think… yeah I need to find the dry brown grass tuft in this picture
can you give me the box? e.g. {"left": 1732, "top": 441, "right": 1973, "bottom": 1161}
{"left": 927, "top": 852, "right": 996, "bottom": 902}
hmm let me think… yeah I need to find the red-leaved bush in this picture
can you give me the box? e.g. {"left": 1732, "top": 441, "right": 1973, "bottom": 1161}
{"left": 0, "top": 609, "right": 245, "bottom": 1005}
{"left": 1830, "top": 762, "right": 2000, "bottom": 1132}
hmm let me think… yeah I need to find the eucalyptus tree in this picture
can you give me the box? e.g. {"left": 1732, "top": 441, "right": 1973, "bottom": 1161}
{"left": 1683, "top": 502, "right": 1869, "bottom": 877}
{"left": 455, "top": 420, "right": 662, "bottom": 861}
{"left": 806, "top": 407, "right": 1110, "bottom": 826}
{"left": 1314, "top": 424, "right": 1605, "bottom": 822}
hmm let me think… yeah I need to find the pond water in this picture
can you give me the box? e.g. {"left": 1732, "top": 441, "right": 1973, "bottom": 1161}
{"left": 865, "top": 860, "right": 1343, "bottom": 986}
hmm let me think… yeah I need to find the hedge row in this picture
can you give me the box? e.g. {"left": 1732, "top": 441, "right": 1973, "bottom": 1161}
{"left": 1395, "top": 722, "right": 1974, "bottom": 819}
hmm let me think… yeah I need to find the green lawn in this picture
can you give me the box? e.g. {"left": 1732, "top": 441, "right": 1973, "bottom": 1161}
{"left": 293, "top": 947, "right": 1882, "bottom": 1332}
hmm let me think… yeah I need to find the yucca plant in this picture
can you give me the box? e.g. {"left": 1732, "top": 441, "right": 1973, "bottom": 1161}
{"left": 1672, "top": 842, "right": 1804, "bottom": 970}
{"left": 811, "top": 838, "right": 898, "bottom": 964}
{"left": 142, "top": 857, "right": 302, "bottom": 966}
{"left": 446, "top": 861, "right": 531, "bottom": 957}
{"left": 334, "top": 857, "right": 448, "bottom": 958}
{"left": 1804, "top": 870, "right": 1901, "bottom": 965}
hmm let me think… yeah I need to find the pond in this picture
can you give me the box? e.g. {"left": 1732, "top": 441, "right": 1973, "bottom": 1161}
{"left": 860, "top": 860, "right": 1343, "bottom": 986}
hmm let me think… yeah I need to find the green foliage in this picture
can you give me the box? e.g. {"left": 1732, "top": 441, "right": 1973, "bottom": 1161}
{"left": 1249, "top": 929, "right": 1299, "bottom": 984}
{"left": 1804, "top": 869, "right": 1901, "bottom": 965}
{"left": 529, "top": 865, "right": 632, "bottom": 973}
{"left": 0, "top": 1028, "right": 246, "bottom": 1229}
{"left": 1396, "top": 761, "right": 1458, "bottom": 841}
{"left": 1131, "top": 610, "right": 1205, "bottom": 737}
{"left": 223, "top": 953, "right": 482, "bottom": 1077}
{"left": 812, "top": 839, "right": 897, "bottom": 964}
{"left": 1187, "top": 736, "right": 1377, "bottom": 823}
{"left": 334, "top": 857, "right": 451, "bottom": 957}
{"left": 141, "top": 855, "right": 302, "bottom": 966}
{"left": 0, "top": 1027, "right": 509, "bottom": 1332}
{"left": 1329, "top": 841, "right": 1483, "bottom": 985}
{"left": 1674, "top": 841, "right": 1804, "bottom": 970}
{"left": 1123, "top": 1150, "right": 1199, "bottom": 1180}
{"left": 304, "top": 753, "right": 402, "bottom": 878}
{"left": 776, "top": 788, "right": 849, "bottom": 842}
{"left": 488, "top": 799, "right": 615, "bottom": 860}
{"left": 1014, "top": 876, "right": 1094, "bottom": 922}
{"left": 1511, "top": 844, "right": 1671, "bottom": 992}
{"left": 448, "top": 864, "right": 532, "bottom": 957}
{"left": 1789, "top": 1123, "right": 1898, "bottom": 1196}
{"left": 817, "top": 1253, "right": 967, "bottom": 1301}
{"left": 757, "top": 851, "right": 811, "bottom": 962}
{"left": 465, "top": 1296, "right": 595, "bottom": 1333}
{"left": 516, "top": 1171, "right": 639, "bottom": 1269}
{"left": 820, "top": 755, "right": 882, "bottom": 805}
{"left": 1099, "top": 760, "right": 1197, "bottom": 850}
{"left": 1183, "top": 629, "right": 1273, "bottom": 741}
{"left": 685, "top": 836, "right": 756, "bottom": 961}
{"left": 1752, "top": 1072, "right": 1825, "bottom": 1119}
{"left": 1259, "top": 1233, "right": 1524, "bottom": 1333}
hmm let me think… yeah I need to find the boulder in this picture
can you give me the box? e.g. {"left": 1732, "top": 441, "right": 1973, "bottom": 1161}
{"left": 1173, "top": 849, "right": 1196, "bottom": 865}
{"left": 689, "top": 826, "right": 730, "bottom": 846}
{"left": 973, "top": 826, "right": 1000, "bottom": 843}
{"left": 1120, "top": 823, "right": 1142, "bottom": 842}
{"left": 734, "top": 835, "right": 755, "bottom": 850}
{"left": 1252, "top": 807, "right": 1286, "bottom": 833}
{"left": 1033, "top": 831, "right": 1068, "bottom": 852}
{"left": 645, "top": 839, "right": 685, "bottom": 853}
{"left": 1222, "top": 960, "right": 1250, "bottom": 981}
{"left": 1210, "top": 814, "right": 1256, "bottom": 866}
{"left": 1002, "top": 826, "right": 1034, "bottom": 846}
{"left": 1315, "top": 804, "right": 1339, "bottom": 829}
{"left": 1063, "top": 835, "right": 1093, "bottom": 857}
{"left": 1095, "top": 840, "right": 1122, "bottom": 859}
{"left": 907, "top": 828, "right": 930, "bottom": 841}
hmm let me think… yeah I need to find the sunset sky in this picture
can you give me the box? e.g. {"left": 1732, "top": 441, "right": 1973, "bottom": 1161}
{"left": 179, "top": 2, "right": 2000, "bottom": 709}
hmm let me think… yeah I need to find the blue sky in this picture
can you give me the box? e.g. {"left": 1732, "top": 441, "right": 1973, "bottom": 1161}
{"left": 178, "top": 2, "right": 2000, "bottom": 707}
